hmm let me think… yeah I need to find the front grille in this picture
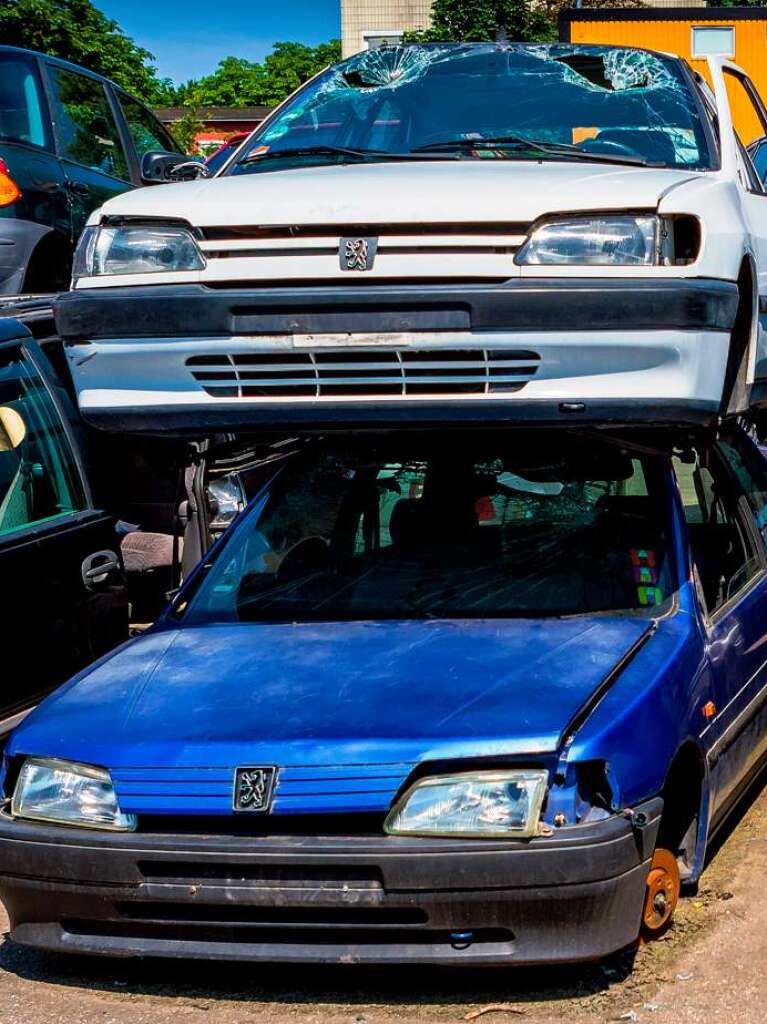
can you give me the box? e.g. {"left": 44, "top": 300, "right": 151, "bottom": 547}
{"left": 200, "top": 222, "right": 530, "bottom": 241}
{"left": 187, "top": 348, "right": 541, "bottom": 399}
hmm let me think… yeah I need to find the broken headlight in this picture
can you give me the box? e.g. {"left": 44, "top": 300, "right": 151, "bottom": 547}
{"left": 11, "top": 757, "right": 137, "bottom": 831}
{"left": 384, "top": 769, "right": 548, "bottom": 839}
{"left": 515, "top": 215, "right": 659, "bottom": 266}
{"left": 72, "top": 222, "right": 205, "bottom": 281}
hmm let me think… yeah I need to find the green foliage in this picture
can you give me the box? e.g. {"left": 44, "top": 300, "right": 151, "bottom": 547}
{"left": 404, "top": 0, "right": 557, "bottom": 44}
{"left": 171, "top": 40, "right": 342, "bottom": 107}
{"left": 708, "top": 0, "right": 766, "bottom": 6}
{"left": 0, "top": 0, "right": 173, "bottom": 103}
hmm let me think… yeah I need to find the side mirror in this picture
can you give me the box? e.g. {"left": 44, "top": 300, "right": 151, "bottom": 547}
{"left": 140, "top": 151, "right": 211, "bottom": 185}
{"left": 0, "top": 406, "right": 26, "bottom": 452}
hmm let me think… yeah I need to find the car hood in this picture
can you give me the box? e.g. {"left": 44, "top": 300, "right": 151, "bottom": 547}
{"left": 96, "top": 160, "right": 698, "bottom": 227}
{"left": 9, "top": 617, "right": 653, "bottom": 816}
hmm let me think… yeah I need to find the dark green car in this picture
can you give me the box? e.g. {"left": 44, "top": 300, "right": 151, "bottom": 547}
{"left": 0, "top": 45, "right": 182, "bottom": 295}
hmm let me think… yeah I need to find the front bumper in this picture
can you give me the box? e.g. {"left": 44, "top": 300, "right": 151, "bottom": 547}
{"left": 0, "top": 798, "right": 661, "bottom": 965}
{"left": 55, "top": 279, "right": 738, "bottom": 433}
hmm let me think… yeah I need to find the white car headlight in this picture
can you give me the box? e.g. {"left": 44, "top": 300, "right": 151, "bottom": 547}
{"left": 384, "top": 769, "right": 548, "bottom": 839}
{"left": 72, "top": 222, "right": 205, "bottom": 281}
{"left": 515, "top": 215, "right": 659, "bottom": 266}
{"left": 11, "top": 758, "right": 136, "bottom": 832}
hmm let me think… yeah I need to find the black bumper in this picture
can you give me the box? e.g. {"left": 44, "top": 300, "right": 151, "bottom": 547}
{"left": 0, "top": 799, "right": 661, "bottom": 965}
{"left": 54, "top": 279, "right": 739, "bottom": 341}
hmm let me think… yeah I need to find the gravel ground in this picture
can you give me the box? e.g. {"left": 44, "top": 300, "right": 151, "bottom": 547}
{"left": 1, "top": 777, "right": 765, "bottom": 1024}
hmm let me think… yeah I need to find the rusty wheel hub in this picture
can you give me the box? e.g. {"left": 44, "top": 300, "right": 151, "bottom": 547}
{"left": 642, "top": 847, "right": 681, "bottom": 938}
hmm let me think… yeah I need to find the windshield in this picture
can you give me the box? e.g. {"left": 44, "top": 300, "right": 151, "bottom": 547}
{"left": 229, "top": 43, "right": 713, "bottom": 174}
{"left": 183, "top": 433, "right": 675, "bottom": 624}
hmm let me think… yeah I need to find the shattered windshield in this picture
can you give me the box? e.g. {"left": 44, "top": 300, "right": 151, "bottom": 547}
{"left": 229, "top": 43, "right": 713, "bottom": 173}
{"left": 183, "top": 433, "right": 675, "bottom": 624}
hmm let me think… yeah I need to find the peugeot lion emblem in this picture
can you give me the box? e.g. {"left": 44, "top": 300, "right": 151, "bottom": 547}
{"left": 340, "top": 236, "right": 377, "bottom": 271}
{"left": 233, "top": 766, "right": 277, "bottom": 813}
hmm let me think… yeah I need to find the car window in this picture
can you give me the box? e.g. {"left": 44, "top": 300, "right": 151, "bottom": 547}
{"left": 183, "top": 434, "right": 674, "bottom": 624}
{"left": 116, "top": 93, "right": 179, "bottom": 158}
{"left": 232, "top": 44, "right": 714, "bottom": 175}
{"left": 0, "top": 54, "right": 50, "bottom": 149}
{"left": 673, "top": 448, "right": 761, "bottom": 615}
{"left": 717, "top": 430, "right": 767, "bottom": 543}
{"left": 724, "top": 70, "right": 767, "bottom": 193}
{"left": 0, "top": 345, "right": 87, "bottom": 537}
{"left": 47, "top": 66, "right": 129, "bottom": 180}
{"left": 753, "top": 139, "right": 767, "bottom": 184}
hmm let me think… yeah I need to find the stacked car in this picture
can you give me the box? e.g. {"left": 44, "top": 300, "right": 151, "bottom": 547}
{"left": 1, "top": 42, "right": 767, "bottom": 966}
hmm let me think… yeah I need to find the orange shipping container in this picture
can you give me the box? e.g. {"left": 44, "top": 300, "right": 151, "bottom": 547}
{"left": 559, "top": 7, "right": 767, "bottom": 147}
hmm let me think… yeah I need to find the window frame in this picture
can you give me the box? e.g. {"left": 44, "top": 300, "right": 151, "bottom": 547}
{"left": 722, "top": 66, "right": 767, "bottom": 195}
{"left": 42, "top": 61, "right": 132, "bottom": 183}
{"left": 676, "top": 441, "right": 767, "bottom": 625}
{"left": 0, "top": 338, "right": 94, "bottom": 546}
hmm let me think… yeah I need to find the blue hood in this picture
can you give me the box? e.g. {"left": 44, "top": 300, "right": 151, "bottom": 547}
{"left": 9, "top": 617, "right": 651, "bottom": 815}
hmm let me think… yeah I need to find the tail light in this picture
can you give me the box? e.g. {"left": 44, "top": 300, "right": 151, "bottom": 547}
{"left": 0, "top": 159, "right": 21, "bottom": 207}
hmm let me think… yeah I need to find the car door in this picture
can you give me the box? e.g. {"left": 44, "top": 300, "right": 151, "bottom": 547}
{"left": 41, "top": 62, "right": 133, "bottom": 241}
{"left": 719, "top": 67, "right": 767, "bottom": 407}
{"left": 674, "top": 433, "right": 767, "bottom": 822}
{"left": 0, "top": 320, "right": 128, "bottom": 724}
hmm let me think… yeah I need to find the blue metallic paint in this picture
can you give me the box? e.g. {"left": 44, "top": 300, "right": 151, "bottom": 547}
{"left": 7, "top": 436, "right": 767, "bottom": 890}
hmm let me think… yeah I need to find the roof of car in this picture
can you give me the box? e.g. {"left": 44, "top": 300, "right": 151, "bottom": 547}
{"left": 0, "top": 44, "right": 115, "bottom": 84}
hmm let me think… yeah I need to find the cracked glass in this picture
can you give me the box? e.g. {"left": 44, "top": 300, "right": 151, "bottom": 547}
{"left": 230, "top": 43, "right": 712, "bottom": 173}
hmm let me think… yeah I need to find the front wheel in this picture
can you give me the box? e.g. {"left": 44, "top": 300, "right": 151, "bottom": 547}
{"left": 640, "top": 847, "right": 681, "bottom": 940}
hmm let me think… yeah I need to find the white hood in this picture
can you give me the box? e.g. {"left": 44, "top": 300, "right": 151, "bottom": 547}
{"left": 97, "top": 159, "right": 699, "bottom": 227}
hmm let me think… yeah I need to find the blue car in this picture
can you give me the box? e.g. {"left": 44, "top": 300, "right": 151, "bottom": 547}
{"left": 1, "top": 424, "right": 767, "bottom": 965}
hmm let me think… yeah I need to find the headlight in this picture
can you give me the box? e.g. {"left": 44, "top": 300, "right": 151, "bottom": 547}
{"left": 515, "top": 215, "right": 659, "bottom": 266}
{"left": 11, "top": 758, "right": 136, "bottom": 832}
{"left": 72, "top": 222, "right": 205, "bottom": 281}
{"left": 384, "top": 769, "right": 548, "bottom": 839}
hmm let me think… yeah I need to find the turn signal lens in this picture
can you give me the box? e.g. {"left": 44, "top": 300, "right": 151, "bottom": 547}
{"left": 0, "top": 159, "right": 21, "bottom": 207}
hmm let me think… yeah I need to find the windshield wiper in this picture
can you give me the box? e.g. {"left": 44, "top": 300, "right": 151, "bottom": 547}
{"left": 240, "top": 144, "right": 455, "bottom": 166}
{"left": 412, "top": 135, "right": 661, "bottom": 167}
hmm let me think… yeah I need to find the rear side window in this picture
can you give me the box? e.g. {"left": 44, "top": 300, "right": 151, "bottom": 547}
{"left": 47, "top": 66, "right": 129, "bottom": 180}
{"left": 117, "top": 93, "right": 179, "bottom": 157}
{"left": 0, "top": 346, "right": 87, "bottom": 537}
{"left": 0, "top": 55, "right": 49, "bottom": 149}
{"left": 673, "top": 449, "right": 761, "bottom": 615}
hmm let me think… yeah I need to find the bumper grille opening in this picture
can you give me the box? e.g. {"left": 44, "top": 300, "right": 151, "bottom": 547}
{"left": 115, "top": 903, "right": 424, "bottom": 926}
{"left": 134, "top": 812, "right": 387, "bottom": 836}
{"left": 63, "top": 919, "right": 514, "bottom": 948}
{"left": 187, "top": 348, "right": 541, "bottom": 399}
{"left": 137, "top": 862, "right": 383, "bottom": 888}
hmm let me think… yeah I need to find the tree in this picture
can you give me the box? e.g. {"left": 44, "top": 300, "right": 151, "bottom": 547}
{"left": 0, "top": 0, "right": 173, "bottom": 103}
{"left": 171, "top": 40, "right": 342, "bottom": 108}
{"left": 404, "top": 0, "right": 556, "bottom": 43}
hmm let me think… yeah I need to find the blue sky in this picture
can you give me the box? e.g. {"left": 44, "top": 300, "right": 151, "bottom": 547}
{"left": 97, "top": 0, "right": 341, "bottom": 84}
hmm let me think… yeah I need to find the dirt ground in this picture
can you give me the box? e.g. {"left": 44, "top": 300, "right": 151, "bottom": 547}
{"left": 1, "top": 778, "right": 766, "bottom": 1024}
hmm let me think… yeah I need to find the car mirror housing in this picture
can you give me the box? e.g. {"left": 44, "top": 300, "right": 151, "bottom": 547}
{"left": 140, "top": 151, "right": 210, "bottom": 185}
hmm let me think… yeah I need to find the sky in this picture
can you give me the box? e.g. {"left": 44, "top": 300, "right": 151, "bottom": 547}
{"left": 97, "top": 0, "right": 341, "bottom": 84}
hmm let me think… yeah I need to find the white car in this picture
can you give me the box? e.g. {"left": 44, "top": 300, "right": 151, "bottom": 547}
{"left": 55, "top": 43, "right": 767, "bottom": 432}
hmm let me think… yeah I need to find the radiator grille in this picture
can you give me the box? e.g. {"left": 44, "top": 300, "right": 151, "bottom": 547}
{"left": 187, "top": 348, "right": 541, "bottom": 399}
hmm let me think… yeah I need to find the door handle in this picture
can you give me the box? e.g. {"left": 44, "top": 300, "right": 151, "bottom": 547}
{"left": 64, "top": 180, "right": 90, "bottom": 198}
{"left": 82, "top": 550, "right": 120, "bottom": 590}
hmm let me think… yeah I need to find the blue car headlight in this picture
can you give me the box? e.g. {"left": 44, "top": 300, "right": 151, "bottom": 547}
{"left": 11, "top": 758, "right": 136, "bottom": 832}
{"left": 384, "top": 769, "right": 548, "bottom": 839}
